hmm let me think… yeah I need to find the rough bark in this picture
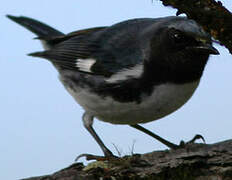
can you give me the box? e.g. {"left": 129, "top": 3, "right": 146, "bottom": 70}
{"left": 22, "top": 140, "right": 232, "bottom": 180}
{"left": 160, "top": 0, "right": 232, "bottom": 53}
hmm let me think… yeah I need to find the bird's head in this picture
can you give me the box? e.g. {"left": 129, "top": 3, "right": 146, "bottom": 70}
{"left": 143, "top": 17, "right": 219, "bottom": 83}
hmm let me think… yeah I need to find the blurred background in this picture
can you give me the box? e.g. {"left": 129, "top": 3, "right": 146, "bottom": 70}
{"left": 1, "top": 1, "right": 232, "bottom": 179}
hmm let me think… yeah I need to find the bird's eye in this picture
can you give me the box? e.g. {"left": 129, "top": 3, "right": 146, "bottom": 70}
{"left": 172, "top": 32, "right": 186, "bottom": 43}
{"left": 168, "top": 28, "right": 187, "bottom": 44}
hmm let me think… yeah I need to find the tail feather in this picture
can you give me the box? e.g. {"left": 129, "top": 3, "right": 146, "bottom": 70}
{"left": 7, "top": 15, "right": 66, "bottom": 70}
{"left": 28, "top": 51, "right": 45, "bottom": 57}
{"left": 6, "top": 15, "right": 64, "bottom": 38}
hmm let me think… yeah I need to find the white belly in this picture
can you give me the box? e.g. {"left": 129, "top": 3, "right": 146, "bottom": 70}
{"left": 62, "top": 80, "right": 199, "bottom": 125}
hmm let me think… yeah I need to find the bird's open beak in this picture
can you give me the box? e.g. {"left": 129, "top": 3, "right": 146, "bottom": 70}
{"left": 187, "top": 38, "right": 220, "bottom": 55}
{"left": 192, "top": 43, "right": 220, "bottom": 55}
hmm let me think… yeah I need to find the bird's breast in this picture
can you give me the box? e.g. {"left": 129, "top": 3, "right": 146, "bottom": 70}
{"left": 60, "top": 74, "right": 200, "bottom": 125}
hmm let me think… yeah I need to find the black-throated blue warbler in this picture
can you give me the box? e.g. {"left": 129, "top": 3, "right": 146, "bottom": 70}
{"left": 7, "top": 15, "right": 219, "bottom": 159}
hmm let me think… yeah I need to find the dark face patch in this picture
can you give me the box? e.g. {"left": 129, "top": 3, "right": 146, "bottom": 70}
{"left": 148, "top": 27, "right": 211, "bottom": 84}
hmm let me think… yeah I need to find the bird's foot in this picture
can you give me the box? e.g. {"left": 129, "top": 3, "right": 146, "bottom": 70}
{"left": 75, "top": 153, "right": 118, "bottom": 162}
{"left": 178, "top": 134, "right": 206, "bottom": 148}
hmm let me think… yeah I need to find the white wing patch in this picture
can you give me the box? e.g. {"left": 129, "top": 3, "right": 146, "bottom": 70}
{"left": 76, "top": 58, "right": 96, "bottom": 73}
{"left": 106, "top": 63, "right": 144, "bottom": 83}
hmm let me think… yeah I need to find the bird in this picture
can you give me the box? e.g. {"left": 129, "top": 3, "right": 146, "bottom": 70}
{"left": 7, "top": 15, "right": 219, "bottom": 159}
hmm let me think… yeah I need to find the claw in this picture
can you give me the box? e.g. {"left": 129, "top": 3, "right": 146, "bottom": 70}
{"left": 179, "top": 134, "right": 206, "bottom": 148}
{"left": 188, "top": 134, "right": 206, "bottom": 144}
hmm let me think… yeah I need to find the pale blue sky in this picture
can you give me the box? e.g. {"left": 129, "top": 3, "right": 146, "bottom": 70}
{"left": 1, "top": 1, "right": 232, "bottom": 180}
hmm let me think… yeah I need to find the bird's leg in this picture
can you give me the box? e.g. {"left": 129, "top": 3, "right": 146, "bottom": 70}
{"left": 76, "top": 112, "right": 115, "bottom": 161}
{"left": 130, "top": 124, "right": 205, "bottom": 150}
{"left": 130, "top": 124, "right": 179, "bottom": 149}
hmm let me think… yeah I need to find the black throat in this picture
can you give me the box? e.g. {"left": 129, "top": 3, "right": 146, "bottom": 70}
{"left": 144, "top": 51, "right": 209, "bottom": 84}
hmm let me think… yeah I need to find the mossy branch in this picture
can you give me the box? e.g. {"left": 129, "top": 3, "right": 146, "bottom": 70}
{"left": 22, "top": 140, "right": 232, "bottom": 180}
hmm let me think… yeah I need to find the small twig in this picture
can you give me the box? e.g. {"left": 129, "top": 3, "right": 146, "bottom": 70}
{"left": 112, "top": 143, "right": 122, "bottom": 157}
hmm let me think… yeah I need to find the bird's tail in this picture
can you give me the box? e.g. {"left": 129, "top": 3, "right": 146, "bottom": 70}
{"left": 6, "top": 15, "right": 64, "bottom": 39}
{"left": 7, "top": 15, "right": 66, "bottom": 70}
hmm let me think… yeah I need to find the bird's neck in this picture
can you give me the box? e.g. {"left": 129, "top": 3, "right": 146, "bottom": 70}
{"left": 142, "top": 54, "right": 209, "bottom": 85}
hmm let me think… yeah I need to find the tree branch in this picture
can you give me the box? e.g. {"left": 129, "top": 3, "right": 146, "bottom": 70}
{"left": 22, "top": 140, "right": 232, "bottom": 180}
